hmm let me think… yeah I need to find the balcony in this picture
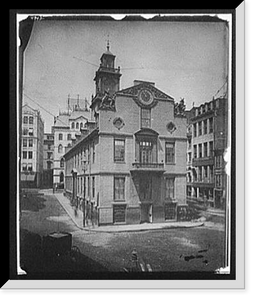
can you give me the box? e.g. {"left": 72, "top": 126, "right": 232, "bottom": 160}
{"left": 131, "top": 162, "right": 165, "bottom": 173}
{"left": 98, "top": 65, "right": 121, "bottom": 74}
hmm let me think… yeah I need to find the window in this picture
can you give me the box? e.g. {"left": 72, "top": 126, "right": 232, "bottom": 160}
{"left": 22, "top": 163, "right": 27, "bottom": 171}
{"left": 203, "top": 120, "right": 208, "bottom": 135}
{"left": 28, "top": 151, "right": 33, "bottom": 159}
{"left": 193, "top": 123, "right": 197, "bottom": 137}
{"left": 23, "top": 139, "right": 27, "bottom": 147}
{"left": 209, "top": 118, "right": 213, "bottom": 133}
{"left": 193, "top": 145, "right": 197, "bottom": 158}
{"left": 198, "top": 121, "right": 202, "bottom": 136}
{"left": 47, "top": 161, "right": 52, "bottom": 170}
{"left": 84, "top": 176, "right": 87, "bottom": 196}
{"left": 23, "top": 116, "right": 28, "bottom": 124}
{"left": 210, "top": 166, "right": 214, "bottom": 182}
{"left": 165, "top": 177, "right": 175, "bottom": 199}
{"left": 198, "top": 144, "right": 202, "bottom": 158}
{"left": 60, "top": 172, "right": 64, "bottom": 183}
{"left": 67, "top": 133, "right": 72, "bottom": 140}
{"left": 27, "top": 164, "right": 33, "bottom": 171}
{"left": 165, "top": 142, "right": 175, "bottom": 164}
{"left": 22, "top": 151, "right": 27, "bottom": 159}
{"left": 92, "top": 176, "right": 95, "bottom": 198}
{"left": 204, "top": 142, "right": 208, "bottom": 157}
{"left": 87, "top": 177, "right": 90, "bottom": 197}
{"left": 29, "top": 116, "right": 33, "bottom": 124}
{"left": 29, "top": 139, "right": 33, "bottom": 147}
{"left": 114, "top": 177, "right": 125, "bottom": 201}
{"left": 58, "top": 144, "right": 63, "bottom": 153}
{"left": 60, "top": 157, "right": 64, "bottom": 168}
{"left": 59, "top": 133, "right": 63, "bottom": 140}
{"left": 204, "top": 166, "right": 208, "bottom": 178}
{"left": 198, "top": 167, "right": 202, "bottom": 181}
{"left": 209, "top": 141, "right": 213, "bottom": 157}
{"left": 139, "top": 140, "right": 154, "bottom": 164}
{"left": 216, "top": 175, "right": 222, "bottom": 187}
{"left": 141, "top": 108, "right": 151, "bottom": 128}
{"left": 28, "top": 128, "right": 34, "bottom": 136}
{"left": 92, "top": 141, "right": 95, "bottom": 163}
{"left": 76, "top": 122, "right": 79, "bottom": 129}
{"left": 71, "top": 122, "right": 75, "bottom": 129}
{"left": 188, "top": 138, "right": 191, "bottom": 150}
{"left": 114, "top": 139, "right": 125, "bottom": 162}
{"left": 216, "top": 155, "right": 223, "bottom": 168}
{"left": 22, "top": 128, "right": 28, "bottom": 136}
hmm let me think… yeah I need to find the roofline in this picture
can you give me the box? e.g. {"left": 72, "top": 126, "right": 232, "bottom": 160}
{"left": 63, "top": 128, "right": 99, "bottom": 158}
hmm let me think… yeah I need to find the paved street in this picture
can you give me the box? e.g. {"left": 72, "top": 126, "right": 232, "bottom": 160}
{"left": 20, "top": 190, "right": 226, "bottom": 277}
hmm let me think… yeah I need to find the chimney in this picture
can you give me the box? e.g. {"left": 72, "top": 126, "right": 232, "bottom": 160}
{"left": 133, "top": 80, "right": 155, "bottom": 86}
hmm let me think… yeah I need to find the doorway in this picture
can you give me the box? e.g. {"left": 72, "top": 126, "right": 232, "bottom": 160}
{"left": 140, "top": 203, "right": 153, "bottom": 223}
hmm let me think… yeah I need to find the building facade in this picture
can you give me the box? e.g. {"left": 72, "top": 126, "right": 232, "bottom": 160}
{"left": 42, "top": 132, "right": 54, "bottom": 188}
{"left": 52, "top": 97, "right": 93, "bottom": 188}
{"left": 21, "top": 104, "right": 44, "bottom": 188}
{"left": 63, "top": 46, "right": 187, "bottom": 225}
{"left": 186, "top": 97, "right": 228, "bottom": 209}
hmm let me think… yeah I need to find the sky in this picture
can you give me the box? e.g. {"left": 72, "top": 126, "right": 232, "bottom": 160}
{"left": 22, "top": 15, "right": 230, "bottom": 132}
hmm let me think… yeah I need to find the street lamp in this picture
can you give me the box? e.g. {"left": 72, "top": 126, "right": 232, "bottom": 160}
{"left": 82, "top": 157, "right": 88, "bottom": 227}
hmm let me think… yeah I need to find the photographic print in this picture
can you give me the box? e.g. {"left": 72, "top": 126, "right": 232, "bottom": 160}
{"left": 7, "top": 7, "right": 245, "bottom": 289}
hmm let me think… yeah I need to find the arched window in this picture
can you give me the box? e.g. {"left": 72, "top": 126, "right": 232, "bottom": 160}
{"left": 58, "top": 144, "right": 63, "bottom": 153}
{"left": 80, "top": 122, "right": 83, "bottom": 129}
{"left": 60, "top": 157, "right": 65, "bottom": 168}
{"left": 59, "top": 172, "right": 64, "bottom": 183}
{"left": 59, "top": 133, "right": 63, "bottom": 140}
{"left": 76, "top": 122, "right": 79, "bottom": 129}
{"left": 71, "top": 122, "right": 75, "bottom": 129}
{"left": 67, "top": 133, "right": 72, "bottom": 140}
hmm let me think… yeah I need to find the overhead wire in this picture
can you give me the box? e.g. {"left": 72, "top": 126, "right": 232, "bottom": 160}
{"left": 23, "top": 93, "right": 69, "bottom": 127}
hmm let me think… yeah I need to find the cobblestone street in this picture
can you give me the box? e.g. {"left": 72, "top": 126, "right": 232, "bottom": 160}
{"left": 20, "top": 190, "right": 225, "bottom": 277}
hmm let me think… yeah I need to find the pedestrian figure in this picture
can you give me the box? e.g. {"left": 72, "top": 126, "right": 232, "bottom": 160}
{"left": 91, "top": 204, "right": 94, "bottom": 227}
{"left": 85, "top": 201, "right": 89, "bottom": 225}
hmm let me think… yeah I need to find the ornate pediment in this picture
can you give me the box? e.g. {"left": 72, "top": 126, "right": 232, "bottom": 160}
{"left": 117, "top": 83, "right": 174, "bottom": 108}
{"left": 98, "top": 91, "right": 116, "bottom": 111}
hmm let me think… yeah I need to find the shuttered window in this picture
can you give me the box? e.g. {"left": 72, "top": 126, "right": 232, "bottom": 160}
{"left": 114, "top": 177, "right": 125, "bottom": 201}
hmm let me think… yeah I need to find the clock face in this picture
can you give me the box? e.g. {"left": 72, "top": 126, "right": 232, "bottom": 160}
{"left": 139, "top": 89, "right": 154, "bottom": 105}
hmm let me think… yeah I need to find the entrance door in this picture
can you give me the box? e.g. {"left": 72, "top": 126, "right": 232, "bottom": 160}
{"left": 140, "top": 204, "right": 153, "bottom": 223}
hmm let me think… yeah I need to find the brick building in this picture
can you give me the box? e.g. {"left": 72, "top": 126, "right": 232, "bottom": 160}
{"left": 63, "top": 45, "right": 187, "bottom": 225}
{"left": 186, "top": 96, "right": 228, "bottom": 209}
{"left": 21, "top": 104, "right": 44, "bottom": 188}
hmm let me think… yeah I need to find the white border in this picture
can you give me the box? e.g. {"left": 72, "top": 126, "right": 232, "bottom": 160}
{"left": 5, "top": 6, "right": 244, "bottom": 289}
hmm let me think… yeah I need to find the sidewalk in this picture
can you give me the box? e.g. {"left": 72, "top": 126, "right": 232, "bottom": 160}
{"left": 47, "top": 190, "right": 204, "bottom": 233}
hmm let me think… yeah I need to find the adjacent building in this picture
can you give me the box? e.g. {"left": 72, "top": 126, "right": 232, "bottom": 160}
{"left": 63, "top": 45, "right": 187, "bottom": 225}
{"left": 186, "top": 96, "right": 228, "bottom": 209}
{"left": 52, "top": 97, "right": 94, "bottom": 188}
{"left": 20, "top": 104, "right": 44, "bottom": 188}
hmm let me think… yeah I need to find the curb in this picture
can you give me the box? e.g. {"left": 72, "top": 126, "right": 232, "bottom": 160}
{"left": 53, "top": 192, "right": 205, "bottom": 233}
